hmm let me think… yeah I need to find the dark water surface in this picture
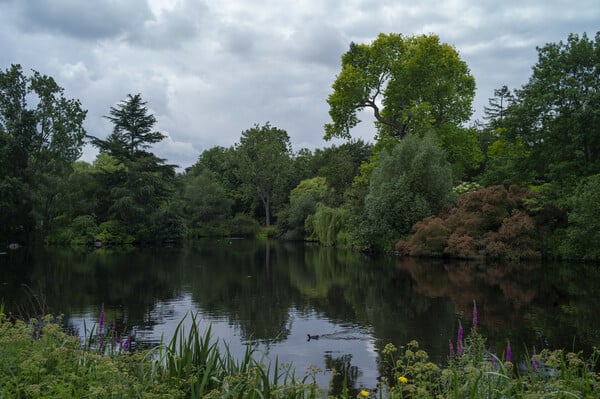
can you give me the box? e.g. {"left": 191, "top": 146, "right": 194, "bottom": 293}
{"left": 1, "top": 240, "right": 599, "bottom": 394}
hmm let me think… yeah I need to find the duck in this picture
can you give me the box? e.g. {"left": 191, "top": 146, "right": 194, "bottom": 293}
{"left": 307, "top": 334, "right": 319, "bottom": 341}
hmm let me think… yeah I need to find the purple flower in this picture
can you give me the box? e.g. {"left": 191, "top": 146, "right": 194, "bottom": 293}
{"left": 449, "top": 340, "right": 455, "bottom": 358}
{"left": 472, "top": 300, "right": 478, "bottom": 330}
{"left": 123, "top": 335, "right": 131, "bottom": 352}
{"left": 531, "top": 348, "right": 537, "bottom": 373}
{"left": 98, "top": 305, "right": 105, "bottom": 333}
{"left": 99, "top": 336, "right": 105, "bottom": 351}
{"left": 457, "top": 320, "right": 463, "bottom": 345}
{"left": 506, "top": 341, "right": 512, "bottom": 362}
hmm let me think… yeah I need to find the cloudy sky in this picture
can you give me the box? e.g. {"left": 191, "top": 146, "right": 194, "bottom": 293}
{"left": 0, "top": 0, "right": 598, "bottom": 169}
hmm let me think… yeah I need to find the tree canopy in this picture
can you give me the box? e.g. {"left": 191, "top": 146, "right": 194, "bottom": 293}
{"left": 235, "top": 123, "right": 293, "bottom": 227}
{"left": 324, "top": 33, "right": 475, "bottom": 141}
{"left": 0, "top": 64, "right": 86, "bottom": 241}
{"left": 503, "top": 32, "right": 600, "bottom": 185}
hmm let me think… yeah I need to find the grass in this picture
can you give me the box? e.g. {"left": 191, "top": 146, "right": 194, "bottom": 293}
{"left": 0, "top": 307, "right": 598, "bottom": 398}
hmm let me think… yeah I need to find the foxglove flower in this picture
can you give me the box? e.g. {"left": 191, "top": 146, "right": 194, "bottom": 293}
{"left": 472, "top": 300, "right": 478, "bottom": 330}
{"left": 506, "top": 340, "right": 512, "bottom": 362}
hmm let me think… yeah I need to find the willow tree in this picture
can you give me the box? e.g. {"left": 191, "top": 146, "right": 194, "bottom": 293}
{"left": 324, "top": 33, "right": 475, "bottom": 141}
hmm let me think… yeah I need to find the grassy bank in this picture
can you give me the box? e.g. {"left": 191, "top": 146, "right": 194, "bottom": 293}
{"left": 0, "top": 307, "right": 598, "bottom": 398}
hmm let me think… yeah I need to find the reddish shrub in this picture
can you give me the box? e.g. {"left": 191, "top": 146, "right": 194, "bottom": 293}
{"left": 444, "top": 231, "right": 478, "bottom": 259}
{"left": 409, "top": 217, "right": 450, "bottom": 257}
{"left": 396, "top": 185, "right": 543, "bottom": 260}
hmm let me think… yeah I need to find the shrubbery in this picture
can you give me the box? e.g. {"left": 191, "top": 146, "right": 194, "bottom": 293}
{"left": 397, "top": 185, "right": 545, "bottom": 260}
{"left": 1, "top": 309, "right": 598, "bottom": 398}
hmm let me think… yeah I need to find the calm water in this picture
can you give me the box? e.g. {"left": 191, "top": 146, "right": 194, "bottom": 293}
{"left": 1, "top": 240, "right": 599, "bottom": 394}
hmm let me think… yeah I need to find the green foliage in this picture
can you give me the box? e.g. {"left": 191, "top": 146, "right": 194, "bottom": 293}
{"left": 236, "top": 123, "right": 294, "bottom": 227}
{"left": 315, "top": 140, "right": 372, "bottom": 206}
{"left": 0, "top": 64, "right": 86, "bottom": 242}
{"left": 228, "top": 213, "right": 261, "bottom": 237}
{"left": 502, "top": 32, "right": 600, "bottom": 186}
{"left": 377, "top": 319, "right": 600, "bottom": 399}
{"left": 324, "top": 33, "right": 475, "bottom": 140}
{"left": 86, "top": 94, "right": 177, "bottom": 244}
{"left": 361, "top": 134, "right": 454, "bottom": 250}
{"left": 479, "top": 130, "right": 535, "bottom": 186}
{"left": 305, "top": 204, "right": 350, "bottom": 246}
{"left": 278, "top": 177, "right": 329, "bottom": 240}
{"left": 560, "top": 174, "right": 600, "bottom": 260}
{"left": 90, "top": 93, "right": 165, "bottom": 160}
{"left": 182, "top": 170, "right": 233, "bottom": 226}
{"left": 435, "top": 124, "right": 483, "bottom": 181}
{"left": 0, "top": 312, "right": 321, "bottom": 399}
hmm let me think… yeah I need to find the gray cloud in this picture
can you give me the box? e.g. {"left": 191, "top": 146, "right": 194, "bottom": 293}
{"left": 14, "top": 0, "right": 151, "bottom": 40}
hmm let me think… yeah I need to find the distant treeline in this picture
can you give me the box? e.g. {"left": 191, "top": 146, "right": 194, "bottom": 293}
{"left": 1, "top": 31, "right": 598, "bottom": 260}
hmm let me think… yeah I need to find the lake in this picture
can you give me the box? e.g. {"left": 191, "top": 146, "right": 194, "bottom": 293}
{"left": 1, "top": 239, "right": 598, "bottom": 395}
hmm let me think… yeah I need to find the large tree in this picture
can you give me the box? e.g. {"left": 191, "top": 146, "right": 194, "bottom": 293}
{"left": 361, "top": 133, "right": 454, "bottom": 249}
{"left": 235, "top": 123, "right": 293, "bottom": 227}
{"left": 324, "top": 33, "right": 475, "bottom": 141}
{"left": 89, "top": 94, "right": 178, "bottom": 242}
{"left": 503, "top": 32, "right": 600, "bottom": 185}
{"left": 90, "top": 93, "right": 165, "bottom": 160}
{"left": 0, "top": 64, "right": 86, "bottom": 241}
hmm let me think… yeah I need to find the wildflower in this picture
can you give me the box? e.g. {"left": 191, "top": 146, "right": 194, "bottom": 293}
{"left": 398, "top": 376, "right": 408, "bottom": 384}
{"left": 123, "top": 335, "right": 131, "bottom": 352}
{"left": 506, "top": 340, "right": 512, "bottom": 363}
{"left": 472, "top": 300, "right": 478, "bottom": 330}
{"left": 359, "top": 389, "right": 369, "bottom": 397}
{"left": 531, "top": 347, "right": 537, "bottom": 373}
{"left": 98, "top": 305, "right": 105, "bottom": 333}
{"left": 448, "top": 340, "right": 454, "bottom": 358}
{"left": 456, "top": 320, "right": 463, "bottom": 356}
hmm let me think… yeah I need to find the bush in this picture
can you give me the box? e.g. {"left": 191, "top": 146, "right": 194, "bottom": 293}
{"left": 397, "top": 185, "right": 545, "bottom": 260}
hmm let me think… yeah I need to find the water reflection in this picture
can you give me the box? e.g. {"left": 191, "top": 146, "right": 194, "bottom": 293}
{"left": 0, "top": 241, "right": 598, "bottom": 395}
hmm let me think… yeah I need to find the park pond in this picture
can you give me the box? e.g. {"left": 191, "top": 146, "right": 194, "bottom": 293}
{"left": 1, "top": 239, "right": 599, "bottom": 394}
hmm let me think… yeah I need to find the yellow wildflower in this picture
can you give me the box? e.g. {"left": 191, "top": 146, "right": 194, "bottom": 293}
{"left": 398, "top": 376, "right": 408, "bottom": 384}
{"left": 359, "top": 389, "right": 369, "bottom": 397}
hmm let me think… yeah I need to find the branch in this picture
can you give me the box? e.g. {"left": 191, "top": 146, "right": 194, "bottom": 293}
{"left": 363, "top": 99, "right": 407, "bottom": 139}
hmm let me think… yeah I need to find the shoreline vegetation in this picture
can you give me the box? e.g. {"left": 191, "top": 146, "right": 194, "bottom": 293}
{"left": 1, "top": 304, "right": 598, "bottom": 398}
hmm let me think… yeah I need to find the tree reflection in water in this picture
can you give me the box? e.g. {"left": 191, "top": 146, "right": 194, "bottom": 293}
{"left": 0, "top": 241, "right": 598, "bottom": 391}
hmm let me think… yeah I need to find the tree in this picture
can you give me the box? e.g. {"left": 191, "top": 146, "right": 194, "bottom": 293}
{"left": 0, "top": 64, "right": 86, "bottom": 241}
{"left": 560, "top": 174, "right": 600, "bottom": 260}
{"left": 361, "top": 133, "right": 454, "bottom": 249}
{"left": 324, "top": 33, "right": 475, "bottom": 141}
{"left": 189, "top": 146, "right": 246, "bottom": 214}
{"left": 235, "top": 123, "right": 293, "bottom": 227}
{"left": 483, "top": 85, "right": 514, "bottom": 126}
{"left": 503, "top": 32, "right": 600, "bottom": 185}
{"left": 90, "top": 93, "right": 165, "bottom": 160}
{"left": 89, "top": 94, "right": 178, "bottom": 242}
{"left": 316, "top": 139, "right": 372, "bottom": 205}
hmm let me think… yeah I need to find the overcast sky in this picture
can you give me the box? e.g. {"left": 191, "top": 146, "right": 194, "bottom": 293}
{"left": 0, "top": 0, "right": 598, "bottom": 169}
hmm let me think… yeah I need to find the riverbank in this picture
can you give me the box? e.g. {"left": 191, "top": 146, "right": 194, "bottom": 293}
{"left": 1, "top": 308, "right": 597, "bottom": 398}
